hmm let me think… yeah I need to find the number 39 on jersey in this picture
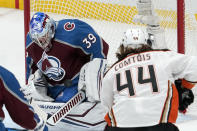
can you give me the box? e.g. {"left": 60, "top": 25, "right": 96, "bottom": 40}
{"left": 82, "top": 33, "right": 97, "bottom": 48}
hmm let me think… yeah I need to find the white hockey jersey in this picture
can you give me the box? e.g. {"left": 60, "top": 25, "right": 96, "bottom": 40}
{"left": 101, "top": 50, "right": 197, "bottom": 128}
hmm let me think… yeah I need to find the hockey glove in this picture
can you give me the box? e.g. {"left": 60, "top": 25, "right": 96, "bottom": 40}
{"left": 175, "top": 80, "right": 194, "bottom": 113}
{"left": 20, "top": 80, "right": 54, "bottom": 102}
{"left": 20, "top": 70, "right": 54, "bottom": 102}
{"left": 179, "top": 88, "right": 194, "bottom": 113}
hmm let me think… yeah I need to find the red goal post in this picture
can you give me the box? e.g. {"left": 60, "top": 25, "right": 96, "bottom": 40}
{"left": 24, "top": 0, "right": 197, "bottom": 63}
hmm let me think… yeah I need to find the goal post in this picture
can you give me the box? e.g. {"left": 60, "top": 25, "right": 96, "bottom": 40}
{"left": 24, "top": 0, "right": 197, "bottom": 63}
{"left": 177, "top": 0, "right": 185, "bottom": 54}
{"left": 24, "top": 0, "right": 30, "bottom": 43}
{"left": 24, "top": 0, "right": 30, "bottom": 84}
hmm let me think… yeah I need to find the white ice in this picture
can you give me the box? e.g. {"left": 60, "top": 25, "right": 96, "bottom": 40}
{"left": 0, "top": 7, "right": 197, "bottom": 131}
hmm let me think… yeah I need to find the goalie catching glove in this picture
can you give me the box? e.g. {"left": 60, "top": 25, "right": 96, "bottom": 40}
{"left": 20, "top": 70, "right": 54, "bottom": 102}
{"left": 78, "top": 58, "right": 107, "bottom": 102}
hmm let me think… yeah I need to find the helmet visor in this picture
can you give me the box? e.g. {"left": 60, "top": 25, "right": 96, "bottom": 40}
{"left": 33, "top": 31, "right": 51, "bottom": 50}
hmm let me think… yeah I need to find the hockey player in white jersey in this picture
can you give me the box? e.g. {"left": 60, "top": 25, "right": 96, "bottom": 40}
{"left": 134, "top": 0, "right": 195, "bottom": 115}
{"left": 101, "top": 27, "right": 197, "bottom": 131}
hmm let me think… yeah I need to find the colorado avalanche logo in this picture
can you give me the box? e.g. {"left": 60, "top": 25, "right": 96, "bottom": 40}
{"left": 37, "top": 52, "right": 65, "bottom": 81}
{"left": 64, "top": 22, "right": 75, "bottom": 31}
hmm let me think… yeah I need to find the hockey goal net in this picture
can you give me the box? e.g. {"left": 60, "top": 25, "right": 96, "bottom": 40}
{"left": 24, "top": 0, "right": 197, "bottom": 82}
{"left": 24, "top": 0, "right": 197, "bottom": 65}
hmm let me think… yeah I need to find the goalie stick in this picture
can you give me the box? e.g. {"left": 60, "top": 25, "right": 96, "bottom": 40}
{"left": 46, "top": 90, "right": 86, "bottom": 126}
{"left": 30, "top": 90, "right": 86, "bottom": 126}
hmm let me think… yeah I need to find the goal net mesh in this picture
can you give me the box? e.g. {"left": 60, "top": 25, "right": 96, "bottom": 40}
{"left": 29, "top": 0, "right": 197, "bottom": 69}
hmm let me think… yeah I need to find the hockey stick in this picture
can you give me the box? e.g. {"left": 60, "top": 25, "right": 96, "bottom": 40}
{"left": 46, "top": 90, "right": 85, "bottom": 126}
{"left": 31, "top": 90, "right": 86, "bottom": 126}
{"left": 27, "top": 78, "right": 86, "bottom": 126}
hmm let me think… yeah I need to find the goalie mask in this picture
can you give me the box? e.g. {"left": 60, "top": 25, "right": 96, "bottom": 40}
{"left": 121, "top": 28, "right": 149, "bottom": 48}
{"left": 29, "top": 12, "right": 56, "bottom": 51}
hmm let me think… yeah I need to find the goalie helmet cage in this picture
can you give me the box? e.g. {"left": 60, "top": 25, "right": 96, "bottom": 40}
{"left": 23, "top": 0, "right": 197, "bottom": 76}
